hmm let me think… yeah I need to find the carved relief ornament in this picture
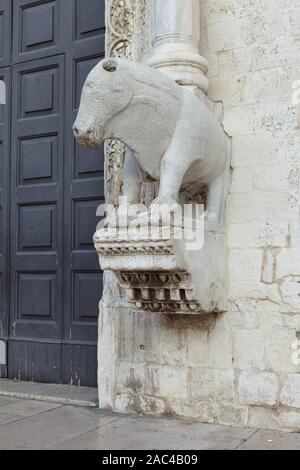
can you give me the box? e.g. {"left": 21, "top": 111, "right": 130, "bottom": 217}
{"left": 105, "top": 0, "right": 149, "bottom": 205}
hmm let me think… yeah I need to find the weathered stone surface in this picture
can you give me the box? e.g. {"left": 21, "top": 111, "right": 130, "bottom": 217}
{"left": 234, "top": 330, "right": 265, "bottom": 371}
{"left": 280, "top": 278, "right": 300, "bottom": 309}
{"left": 171, "top": 399, "right": 216, "bottom": 423}
{"left": 238, "top": 371, "right": 278, "bottom": 406}
{"left": 248, "top": 407, "right": 283, "bottom": 432}
{"left": 276, "top": 249, "right": 300, "bottom": 279}
{"left": 160, "top": 325, "right": 188, "bottom": 367}
{"left": 216, "top": 402, "right": 249, "bottom": 428}
{"left": 229, "top": 249, "right": 262, "bottom": 282}
{"left": 191, "top": 369, "right": 234, "bottom": 401}
{"left": 265, "top": 328, "right": 299, "bottom": 373}
{"left": 159, "top": 366, "right": 188, "bottom": 400}
{"left": 231, "top": 134, "right": 283, "bottom": 168}
{"left": 228, "top": 222, "right": 288, "bottom": 249}
{"left": 206, "top": 318, "right": 234, "bottom": 369}
{"left": 280, "top": 374, "right": 300, "bottom": 409}
{"left": 114, "top": 393, "right": 167, "bottom": 416}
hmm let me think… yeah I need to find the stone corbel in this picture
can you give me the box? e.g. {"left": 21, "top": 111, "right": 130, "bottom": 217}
{"left": 94, "top": 219, "right": 228, "bottom": 314}
{"left": 74, "top": 0, "right": 230, "bottom": 315}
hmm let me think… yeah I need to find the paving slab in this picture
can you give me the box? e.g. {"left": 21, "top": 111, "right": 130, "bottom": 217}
{"left": 51, "top": 415, "right": 253, "bottom": 451}
{"left": 0, "top": 379, "right": 48, "bottom": 396}
{"left": 37, "top": 383, "right": 98, "bottom": 406}
{"left": 201, "top": 426, "right": 256, "bottom": 450}
{"left": 0, "top": 411, "right": 22, "bottom": 426}
{"left": 0, "top": 399, "right": 62, "bottom": 418}
{"left": 0, "top": 379, "right": 98, "bottom": 407}
{"left": 0, "top": 397, "right": 20, "bottom": 408}
{"left": 0, "top": 406, "right": 120, "bottom": 450}
{"left": 238, "top": 430, "right": 300, "bottom": 450}
{"left": 0, "top": 392, "right": 299, "bottom": 450}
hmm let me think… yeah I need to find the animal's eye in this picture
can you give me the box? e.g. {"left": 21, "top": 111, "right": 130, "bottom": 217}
{"left": 103, "top": 59, "right": 117, "bottom": 72}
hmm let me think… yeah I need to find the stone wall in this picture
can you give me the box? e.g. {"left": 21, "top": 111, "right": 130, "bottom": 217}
{"left": 98, "top": 0, "right": 300, "bottom": 432}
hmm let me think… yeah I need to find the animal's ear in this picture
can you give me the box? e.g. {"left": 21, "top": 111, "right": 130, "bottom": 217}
{"left": 103, "top": 59, "right": 117, "bottom": 72}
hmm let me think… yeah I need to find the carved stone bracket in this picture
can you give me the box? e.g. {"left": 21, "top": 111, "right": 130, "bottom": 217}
{"left": 94, "top": 223, "right": 227, "bottom": 315}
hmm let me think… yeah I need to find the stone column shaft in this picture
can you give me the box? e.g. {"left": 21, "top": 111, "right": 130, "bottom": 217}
{"left": 147, "top": 0, "right": 209, "bottom": 92}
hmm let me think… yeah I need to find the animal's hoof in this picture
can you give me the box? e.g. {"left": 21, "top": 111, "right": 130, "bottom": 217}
{"left": 205, "top": 212, "right": 222, "bottom": 233}
{"left": 151, "top": 198, "right": 180, "bottom": 211}
{"left": 148, "top": 198, "right": 182, "bottom": 227}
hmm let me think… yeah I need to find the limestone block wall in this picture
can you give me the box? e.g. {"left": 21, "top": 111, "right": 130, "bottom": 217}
{"left": 98, "top": 0, "right": 300, "bottom": 432}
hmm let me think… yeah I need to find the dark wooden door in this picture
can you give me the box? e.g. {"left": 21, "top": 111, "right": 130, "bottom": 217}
{"left": 0, "top": 65, "right": 10, "bottom": 378}
{"left": 0, "top": 0, "right": 105, "bottom": 386}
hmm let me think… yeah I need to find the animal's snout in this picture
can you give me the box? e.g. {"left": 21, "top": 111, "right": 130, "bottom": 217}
{"left": 73, "top": 125, "right": 80, "bottom": 136}
{"left": 73, "top": 122, "right": 100, "bottom": 149}
{"left": 73, "top": 124, "right": 93, "bottom": 138}
{"left": 73, "top": 123, "right": 84, "bottom": 139}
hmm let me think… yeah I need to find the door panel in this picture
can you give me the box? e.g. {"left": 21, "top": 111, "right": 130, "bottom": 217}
{"left": 61, "top": 0, "right": 105, "bottom": 385}
{"left": 73, "top": 0, "right": 105, "bottom": 58}
{"left": 13, "top": 0, "right": 69, "bottom": 64}
{"left": 0, "top": 0, "right": 11, "bottom": 68}
{"left": 9, "top": 56, "right": 64, "bottom": 368}
{"left": 62, "top": 343, "right": 98, "bottom": 387}
{"left": 8, "top": 341, "right": 61, "bottom": 383}
{"left": 0, "top": 68, "right": 10, "bottom": 377}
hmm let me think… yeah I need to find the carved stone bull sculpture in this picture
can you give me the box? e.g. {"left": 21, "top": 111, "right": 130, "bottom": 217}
{"left": 74, "top": 58, "right": 228, "bottom": 227}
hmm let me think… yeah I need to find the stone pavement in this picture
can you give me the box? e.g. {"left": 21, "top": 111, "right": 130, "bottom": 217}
{"left": 0, "top": 395, "right": 299, "bottom": 450}
{"left": 0, "top": 378, "right": 98, "bottom": 408}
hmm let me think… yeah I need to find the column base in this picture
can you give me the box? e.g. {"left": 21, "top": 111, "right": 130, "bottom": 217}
{"left": 147, "top": 45, "right": 209, "bottom": 92}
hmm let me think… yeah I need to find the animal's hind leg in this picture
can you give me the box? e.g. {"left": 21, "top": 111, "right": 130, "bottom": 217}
{"left": 152, "top": 95, "right": 197, "bottom": 206}
{"left": 123, "top": 149, "right": 142, "bottom": 205}
{"left": 206, "top": 164, "right": 230, "bottom": 231}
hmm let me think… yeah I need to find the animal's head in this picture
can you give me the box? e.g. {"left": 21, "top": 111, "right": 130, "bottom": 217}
{"left": 73, "top": 58, "right": 133, "bottom": 148}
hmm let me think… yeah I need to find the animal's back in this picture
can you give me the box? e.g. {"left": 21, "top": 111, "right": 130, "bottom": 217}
{"left": 179, "top": 89, "right": 227, "bottom": 189}
{"left": 117, "top": 59, "right": 182, "bottom": 102}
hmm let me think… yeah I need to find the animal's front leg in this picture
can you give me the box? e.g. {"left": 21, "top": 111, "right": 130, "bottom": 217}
{"left": 153, "top": 156, "right": 187, "bottom": 206}
{"left": 106, "top": 149, "right": 142, "bottom": 228}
